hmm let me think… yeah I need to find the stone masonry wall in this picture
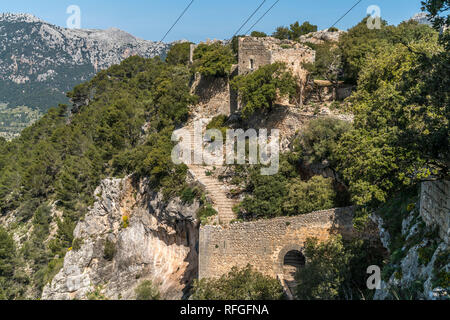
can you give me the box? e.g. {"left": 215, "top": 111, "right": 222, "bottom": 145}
{"left": 238, "top": 37, "right": 315, "bottom": 80}
{"left": 199, "top": 207, "right": 354, "bottom": 279}
{"left": 420, "top": 180, "right": 450, "bottom": 245}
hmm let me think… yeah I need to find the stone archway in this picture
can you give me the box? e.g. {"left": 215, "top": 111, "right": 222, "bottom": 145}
{"left": 275, "top": 244, "right": 306, "bottom": 298}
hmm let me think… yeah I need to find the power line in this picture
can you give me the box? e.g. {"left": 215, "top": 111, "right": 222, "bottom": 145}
{"left": 232, "top": 0, "right": 267, "bottom": 37}
{"left": 330, "top": 0, "right": 363, "bottom": 29}
{"left": 244, "top": 0, "right": 281, "bottom": 35}
{"left": 160, "top": 0, "right": 195, "bottom": 42}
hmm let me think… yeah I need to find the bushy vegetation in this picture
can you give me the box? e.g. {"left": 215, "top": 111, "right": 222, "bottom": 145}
{"left": 231, "top": 62, "right": 297, "bottom": 118}
{"left": 166, "top": 42, "right": 192, "bottom": 66}
{"left": 233, "top": 117, "right": 352, "bottom": 221}
{"left": 272, "top": 21, "right": 318, "bottom": 40}
{"left": 193, "top": 43, "right": 235, "bottom": 77}
{"left": 135, "top": 280, "right": 160, "bottom": 300}
{"left": 296, "top": 236, "right": 384, "bottom": 300}
{"left": 191, "top": 265, "right": 283, "bottom": 300}
{"left": 0, "top": 55, "right": 196, "bottom": 298}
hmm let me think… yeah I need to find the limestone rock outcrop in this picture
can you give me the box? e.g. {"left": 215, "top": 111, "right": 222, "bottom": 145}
{"left": 42, "top": 176, "right": 199, "bottom": 300}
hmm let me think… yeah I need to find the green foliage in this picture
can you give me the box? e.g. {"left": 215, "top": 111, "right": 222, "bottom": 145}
{"left": 191, "top": 265, "right": 283, "bottom": 300}
{"left": 250, "top": 31, "right": 267, "bottom": 37}
{"left": 166, "top": 42, "right": 192, "bottom": 66}
{"left": 206, "top": 115, "right": 229, "bottom": 138}
{"left": 303, "top": 42, "right": 343, "bottom": 96}
{"left": 421, "top": 0, "right": 450, "bottom": 30}
{"left": 231, "top": 62, "right": 297, "bottom": 118}
{"left": 272, "top": 26, "right": 291, "bottom": 40}
{"left": 296, "top": 236, "right": 351, "bottom": 300}
{"left": 193, "top": 43, "right": 235, "bottom": 77}
{"left": 297, "top": 117, "right": 352, "bottom": 168}
{"left": 72, "top": 238, "right": 83, "bottom": 251}
{"left": 197, "top": 204, "right": 218, "bottom": 225}
{"left": 135, "top": 280, "right": 160, "bottom": 300}
{"left": 272, "top": 21, "right": 317, "bottom": 40}
{"left": 296, "top": 236, "right": 384, "bottom": 300}
{"left": 87, "top": 285, "right": 108, "bottom": 300}
{"left": 180, "top": 186, "right": 201, "bottom": 205}
{"left": 418, "top": 244, "right": 438, "bottom": 265}
{"left": 290, "top": 21, "right": 318, "bottom": 39}
{"left": 283, "top": 176, "right": 336, "bottom": 216}
{"left": 336, "top": 34, "right": 446, "bottom": 205}
{"left": 339, "top": 17, "right": 436, "bottom": 84}
{"left": 0, "top": 55, "right": 196, "bottom": 297}
{"left": 103, "top": 239, "right": 116, "bottom": 261}
{"left": 0, "top": 227, "right": 15, "bottom": 279}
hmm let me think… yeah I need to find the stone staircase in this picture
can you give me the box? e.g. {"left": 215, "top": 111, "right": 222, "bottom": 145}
{"left": 183, "top": 124, "right": 237, "bottom": 225}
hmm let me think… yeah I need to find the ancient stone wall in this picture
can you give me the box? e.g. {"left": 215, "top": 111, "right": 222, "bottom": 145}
{"left": 420, "top": 180, "right": 450, "bottom": 245}
{"left": 238, "top": 37, "right": 272, "bottom": 75}
{"left": 198, "top": 207, "right": 354, "bottom": 279}
{"left": 238, "top": 37, "right": 315, "bottom": 81}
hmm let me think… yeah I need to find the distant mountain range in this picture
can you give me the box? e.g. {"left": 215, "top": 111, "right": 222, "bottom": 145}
{"left": 0, "top": 13, "right": 171, "bottom": 139}
{"left": 410, "top": 12, "right": 433, "bottom": 26}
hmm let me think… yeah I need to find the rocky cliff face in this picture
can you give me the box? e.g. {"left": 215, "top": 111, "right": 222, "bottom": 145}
{"left": 42, "top": 176, "right": 199, "bottom": 300}
{"left": 373, "top": 182, "right": 449, "bottom": 300}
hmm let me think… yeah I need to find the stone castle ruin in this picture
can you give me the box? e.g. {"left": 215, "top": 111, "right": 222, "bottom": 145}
{"left": 199, "top": 208, "right": 355, "bottom": 298}
{"left": 188, "top": 35, "right": 357, "bottom": 298}
{"left": 237, "top": 36, "right": 315, "bottom": 81}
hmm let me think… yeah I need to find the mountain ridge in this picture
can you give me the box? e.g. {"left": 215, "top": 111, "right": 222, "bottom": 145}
{"left": 0, "top": 13, "right": 171, "bottom": 139}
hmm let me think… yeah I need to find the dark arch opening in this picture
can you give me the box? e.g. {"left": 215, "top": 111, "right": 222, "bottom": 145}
{"left": 283, "top": 250, "right": 306, "bottom": 269}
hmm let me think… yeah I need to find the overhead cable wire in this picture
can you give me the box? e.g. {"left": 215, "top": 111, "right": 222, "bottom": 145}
{"left": 330, "top": 0, "right": 363, "bottom": 29}
{"left": 244, "top": 0, "right": 281, "bottom": 35}
{"left": 160, "top": 0, "right": 195, "bottom": 42}
{"left": 232, "top": 0, "right": 267, "bottom": 37}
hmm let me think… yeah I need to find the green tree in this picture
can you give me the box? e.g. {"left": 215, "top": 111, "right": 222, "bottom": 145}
{"left": 303, "top": 42, "right": 343, "bottom": 99}
{"left": 251, "top": 31, "right": 267, "bottom": 37}
{"left": 166, "top": 42, "right": 192, "bottom": 66}
{"left": 298, "top": 117, "right": 352, "bottom": 168}
{"left": 231, "top": 62, "right": 297, "bottom": 118}
{"left": 421, "top": 0, "right": 450, "bottom": 30}
{"left": 0, "top": 227, "right": 15, "bottom": 278}
{"left": 283, "top": 176, "right": 336, "bottom": 216}
{"left": 290, "top": 21, "right": 318, "bottom": 39}
{"left": 135, "top": 280, "right": 161, "bottom": 300}
{"left": 336, "top": 38, "right": 447, "bottom": 205}
{"left": 272, "top": 26, "right": 290, "bottom": 40}
{"left": 296, "top": 236, "right": 351, "bottom": 300}
{"left": 193, "top": 43, "right": 235, "bottom": 77}
{"left": 296, "top": 236, "right": 384, "bottom": 300}
{"left": 192, "top": 265, "right": 283, "bottom": 300}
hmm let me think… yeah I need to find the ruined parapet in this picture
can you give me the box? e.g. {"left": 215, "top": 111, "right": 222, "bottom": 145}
{"left": 298, "top": 29, "right": 345, "bottom": 45}
{"left": 198, "top": 207, "right": 355, "bottom": 280}
{"left": 420, "top": 180, "right": 450, "bottom": 245}
{"left": 238, "top": 37, "right": 315, "bottom": 80}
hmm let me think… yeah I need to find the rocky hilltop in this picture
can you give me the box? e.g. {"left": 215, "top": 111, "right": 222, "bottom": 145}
{"left": 0, "top": 13, "right": 170, "bottom": 138}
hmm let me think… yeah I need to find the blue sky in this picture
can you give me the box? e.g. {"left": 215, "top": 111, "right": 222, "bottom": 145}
{"left": 2, "top": 0, "right": 424, "bottom": 42}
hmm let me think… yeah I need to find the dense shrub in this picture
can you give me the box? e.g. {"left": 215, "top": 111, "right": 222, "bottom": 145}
{"left": 283, "top": 176, "right": 336, "bottom": 215}
{"left": 166, "top": 42, "right": 192, "bottom": 66}
{"left": 231, "top": 63, "right": 297, "bottom": 118}
{"left": 193, "top": 43, "right": 235, "bottom": 77}
{"left": 135, "top": 280, "right": 160, "bottom": 300}
{"left": 296, "top": 236, "right": 384, "bottom": 300}
{"left": 191, "top": 265, "right": 283, "bottom": 300}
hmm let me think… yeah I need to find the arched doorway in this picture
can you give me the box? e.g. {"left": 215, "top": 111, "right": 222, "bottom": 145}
{"left": 283, "top": 250, "right": 305, "bottom": 278}
{"left": 282, "top": 250, "right": 305, "bottom": 297}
